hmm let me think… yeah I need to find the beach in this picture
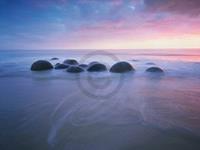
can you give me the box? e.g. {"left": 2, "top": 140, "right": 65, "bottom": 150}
{"left": 0, "top": 49, "right": 200, "bottom": 150}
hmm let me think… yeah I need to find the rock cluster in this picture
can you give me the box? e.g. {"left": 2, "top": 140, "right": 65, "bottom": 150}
{"left": 31, "top": 59, "right": 164, "bottom": 74}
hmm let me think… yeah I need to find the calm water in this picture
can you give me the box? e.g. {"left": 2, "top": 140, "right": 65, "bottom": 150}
{"left": 0, "top": 49, "right": 200, "bottom": 150}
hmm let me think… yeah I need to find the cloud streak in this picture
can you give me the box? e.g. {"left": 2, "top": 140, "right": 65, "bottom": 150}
{"left": 144, "top": 0, "right": 200, "bottom": 16}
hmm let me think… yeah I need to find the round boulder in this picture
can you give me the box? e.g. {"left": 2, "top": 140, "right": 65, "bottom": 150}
{"left": 87, "top": 63, "right": 107, "bottom": 72}
{"left": 63, "top": 59, "right": 78, "bottom": 65}
{"left": 79, "top": 64, "right": 88, "bottom": 68}
{"left": 55, "top": 63, "right": 69, "bottom": 69}
{"left": 146, "top": 67, "right": 164, "bottom": 73}
{"left": 51, "top": 57, "right": 59, "bottom": 60}
{"left": 67, "top": 66, "right": 84, "bottom": 73}
{"left": 131, "top": 59, "right": 139, "bottom": 62}
{"left": 110, "top": 61, "right": 134, "bottom": 73}
{"left": 89, "top": 61, "right": 100, "bottom": 66}
{"left": 31, "top": 60, "right": 53, "bottom": 71}
{"left": 146, "top": 62, "right": 156, "bottom": 65}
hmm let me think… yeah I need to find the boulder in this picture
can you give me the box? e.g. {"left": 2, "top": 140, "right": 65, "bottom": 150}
{"left": 79, "top": 64, "right": 88, "bottom": 68}
{"left": 146, "top": 62, "right": 156, "bottom": 65}
{"left": 131, "top": 59, "right": 139, "bottom": 62}
{"left": 31, "top": 60, "right": 53, "bottom": 71}
{"left": 146, "top": 67, "right": 164, "bottom": 73}
{"left": 55, "top": 63, "right": 69, "bottom": 69}
{"left": 110, "top": 61, "right": 134, "bottom": 73}
{"left": 51, "top": 57, "right": 59, "bottom": 60}
{"left": 63, "top": 59, "right": 78, "bottom": 65}
{"left": 87, "top": 63, "right": 107, "bottom": 72}
{"left": 89, "top": 61, "right": 100, "bottom": 66}
{"left": 67, "top": 66, "right": 84, "bottom": 73}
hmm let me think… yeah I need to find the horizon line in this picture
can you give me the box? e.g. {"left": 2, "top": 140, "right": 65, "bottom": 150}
{"left": 0, "top": 48, "right": 200, "bottom": 51}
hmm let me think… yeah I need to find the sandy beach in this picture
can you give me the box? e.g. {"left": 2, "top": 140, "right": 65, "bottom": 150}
{"left": 0, "top": 50, "right": 200, "bottom": 150}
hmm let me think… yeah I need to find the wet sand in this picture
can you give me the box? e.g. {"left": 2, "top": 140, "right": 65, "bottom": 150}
{"left": 0, "top": 74, "right": 200, "bottom": 150}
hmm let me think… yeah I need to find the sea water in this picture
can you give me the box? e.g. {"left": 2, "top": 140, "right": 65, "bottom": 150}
{"left": 0, "top": 49, "right": 200, "bottom": 150}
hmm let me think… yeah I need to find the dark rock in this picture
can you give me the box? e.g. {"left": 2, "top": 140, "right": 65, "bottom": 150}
{"left": 110, "top": 61, "right": 134, "bottom": 73}
{"left": 87, "top": 63, "right": 107, "bottom": 72}
{"left": 55, "top": 63, "right": 69, "bottom": 69}
{"left": 146, "top": 62, "right": 156, "bottom": 65}
{"left": 131, "top": 59, "right": 139, "bottom": 62}
{"left": 79, "top": 64, "right": 88, "bottom": 68}
{"left": 146, "top": 67, "right": 164, "bottom": 73}
{"left": 67, "top": 66, "right": 84, "bottom": 73}
{"left": 31, "top": 60, "right": 53, "bottom": 71}
{"left": 51, "top": 57, "right": 59, "bottom": 60}
{"left": 63, "top": 59, "right": 78, "bottom": 65}
{"left": 89, "top": 61, "right": 100, "bottom": 66}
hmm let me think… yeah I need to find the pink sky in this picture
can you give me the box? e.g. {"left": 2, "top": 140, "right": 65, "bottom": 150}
{"left": 1, "top": 0, "right": 200, "bottom": 49}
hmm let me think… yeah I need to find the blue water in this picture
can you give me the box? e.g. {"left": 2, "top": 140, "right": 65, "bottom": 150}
{"left": 0, "top": 49, "right": 200, "bottom": 78}
{"left": 0, "top": 49, "right": 200, "bottom": 150}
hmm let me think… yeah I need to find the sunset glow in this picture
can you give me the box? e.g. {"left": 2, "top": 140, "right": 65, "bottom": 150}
{"left": 0, "top": 0, "right": 200, "bottom": 49}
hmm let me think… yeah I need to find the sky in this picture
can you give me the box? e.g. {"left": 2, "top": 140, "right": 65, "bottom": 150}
{"left": 0, "top": 0, "right": 200, "bottom": 49}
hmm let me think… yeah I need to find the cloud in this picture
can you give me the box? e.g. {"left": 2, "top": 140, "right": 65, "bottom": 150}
{"left": 144, "top": 0, "right": 200, "bottom": 16}
{"left": 1, "top": 0, "right": 200, "bottom": 49}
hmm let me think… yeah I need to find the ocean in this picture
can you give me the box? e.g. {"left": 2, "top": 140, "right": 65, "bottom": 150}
{"left": 0, "top": 49, "right": 200, "bottom": 150}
